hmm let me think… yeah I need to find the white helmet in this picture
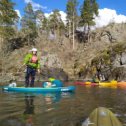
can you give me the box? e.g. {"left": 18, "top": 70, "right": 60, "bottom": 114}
{"left": 31, "top": 48, "right": 37, "bottom": 52}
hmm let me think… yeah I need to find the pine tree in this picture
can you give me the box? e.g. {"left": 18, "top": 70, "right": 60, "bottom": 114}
{"left": 42, "top": 17, "right": 49, "bottom": 31}
{"left": 35, "top": 10, "right": 45, "bottom": 28}
{"left": 49, "top": 9, "right": 65, "bottom": 37}
{"left": 0, "top": 0, "right": 18, "bottom": 39}
{"left": 0, "top": 0, "right": 18, "bottom": 75}
{"left": 66, "top": 0, "right": 78, "bottom": 49}
{"left": 35, "top": 10, "right": 45, "bottom": 35}
{"left": 80, "top": 0, "right": 98, "bottom": 42}
{"left": 21, "top": 2, "right": 37, "bottom": 45}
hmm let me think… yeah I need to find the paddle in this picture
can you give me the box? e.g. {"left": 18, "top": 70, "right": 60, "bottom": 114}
{"left": 37, "top": 69, "right": 41, "bottom": 87}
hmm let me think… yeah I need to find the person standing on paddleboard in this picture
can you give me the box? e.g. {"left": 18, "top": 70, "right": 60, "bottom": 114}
{"left": 24, "top": 48, "right": 40, "bottom": 87}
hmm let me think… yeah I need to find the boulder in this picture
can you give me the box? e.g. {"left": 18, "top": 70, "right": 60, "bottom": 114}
{"left": 112, "top": 54, "right": 121, "bottom": 67}
{"left": 121, "top": 52, "right": 126, "bottom": 65}
{"left": 41, "top": 67, "right": 68, "bottom": 81}
{"left": 40, "top": 54, "right": 62, "bottom": 68}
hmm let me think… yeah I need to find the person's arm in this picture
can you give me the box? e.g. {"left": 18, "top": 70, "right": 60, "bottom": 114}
{"left": 24, "top": 54, "right": 30, "bottom": 65}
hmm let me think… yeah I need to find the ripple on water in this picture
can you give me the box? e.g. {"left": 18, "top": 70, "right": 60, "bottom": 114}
{"left": 0, "top": 85, "right": 126, "bottom": 126}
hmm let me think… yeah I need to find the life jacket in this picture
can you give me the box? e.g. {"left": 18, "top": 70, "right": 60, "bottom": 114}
{"left": 30, "top": 55, "right": 38, "bottom": 63}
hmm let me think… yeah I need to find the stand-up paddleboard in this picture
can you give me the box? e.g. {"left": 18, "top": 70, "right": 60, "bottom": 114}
{"left": 82, "top": 107, "right": 122, "bottom": 126}
{"left": 2, "top": 86, "right": 75, "bottom": 93}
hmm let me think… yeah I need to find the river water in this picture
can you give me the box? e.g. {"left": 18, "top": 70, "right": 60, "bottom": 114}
{"left": 0, "top": 82, "right": 126, "bottom": 126}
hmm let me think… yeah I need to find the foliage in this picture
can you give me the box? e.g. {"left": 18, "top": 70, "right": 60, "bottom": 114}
{"left": 21, "top": 2, "right": 37, "bottom": 45}
{"left": 101, "top": 51, "right": 111, "bottom": 64}
{"left": 92, "top": 50, "right": 111, "bottom": 66}
{"left": 80, "top": 0, "right": 98, "bottom": 26}
{"left": 0, "top": 0, "right": 18, "bottom": 39}
{"left": 91, "top": 42, "right": 126, "bottom": 68}
{"left": 48, "top": 9, "right": 65, "bottom": 35}
{"left": 66, "top": 0, "right": 78, "bottom": 49}
{"left": 35, "top": 9, "right": 45, "bottom": 28}
{"left": 0, "top": 0, "right": 18, "bottom": 26}
{"left": 66, "top": 0, "right": 78, "bottom": 32}
{"left": 112, "top": 42, "right": 126, "bottom": 54}
{"left": 66, "top": 0, "right": 78, "bottom": 21}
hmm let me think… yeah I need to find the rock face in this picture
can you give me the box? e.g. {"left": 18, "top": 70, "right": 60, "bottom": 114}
{"left": 81, "top": 42, "right": 126, "bottom": 81}
{"left": 110, "top": 66, "right": 126, "bottom": 81}
{"left": 40, "top": 53, "right": 68, "bottom": 81}
{"left": 93, "top": 23, "right": 126, "bottom": 43}
{"left": 40, "top": 54, "right": 62, "bottom": 68}
{"left": 1, "top": 23, "right": 126, "bottom": 82}
{"left": 41, "top": 67, "right": 68, "bottom": 81}
{"left": 112, "top": 54, "right": 121, "bottom": 67}
{"left": 73, "top": 23, "right": 126, "bottom": 81}
{"left": 121, "top": 52, "right": 126, "bottom": 65}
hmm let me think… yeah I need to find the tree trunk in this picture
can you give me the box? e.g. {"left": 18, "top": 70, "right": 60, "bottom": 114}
{"left": 68, "top": 20, "right": 71, "bottom": 39}
{"left": 72, "top": 13, "right": 75, "bottom": 50}
{"left": 72, "top": 19, "right": 75, "bottom": 50}
{"left": 83, "top": 25, "right": 86, "bottom": 43}
{"left": 0, "top": 28, "right": 4, "bottom": 76}
{"left": 87, "top": 24, "right": 90, "bottom": 43}
{"left": 58, "top": 24, "right": 60, "bottom": 42}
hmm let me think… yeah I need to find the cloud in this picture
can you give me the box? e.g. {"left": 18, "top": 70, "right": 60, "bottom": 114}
{"left": 44, "top": 12, "right": 53, "bottom": 18}
{"left": 59, "top": 11, "right": 67, "bottom": 24}
{"left": 24, "top": 0, "right": 31, "bottom": 3}
{"left": 45, "top": 11, "right": 67, "bottom": 24}
{"left": 37, "top": 8, "right": 126, "bottom": 28}
{"left": 94, "top": 8, "right": 126, "bottom": 28}
{"left": 24, "top": 0, "right": 47, "bottom": 11}
{"left": 15, "top": 10, "right": 21, "bottom": 19}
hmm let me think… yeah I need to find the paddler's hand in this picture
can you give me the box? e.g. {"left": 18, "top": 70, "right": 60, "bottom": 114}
{"left": 37, "top": 69, "right": 40, "bottom": 74}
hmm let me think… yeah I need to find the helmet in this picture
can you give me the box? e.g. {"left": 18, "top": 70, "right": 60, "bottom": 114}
{"left": 49, "top": 78, "right": 55, "bottom": 82}
{"left": 31, "top": 48, "right": 37, "bottom": 52}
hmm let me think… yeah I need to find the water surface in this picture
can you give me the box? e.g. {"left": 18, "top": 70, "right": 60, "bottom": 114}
{"left": 0, "top": 82, "right": 126, "bottom": 126}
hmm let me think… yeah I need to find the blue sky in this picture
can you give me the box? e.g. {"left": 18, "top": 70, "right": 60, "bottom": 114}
{"left": 13, "top": 0, "right": 126, "bottom": 16}
{"left": 13, "top": 0, "right": 126, "bottom": 28}
{"left": 97, "top": 0, "right": 126, "bottom": 15}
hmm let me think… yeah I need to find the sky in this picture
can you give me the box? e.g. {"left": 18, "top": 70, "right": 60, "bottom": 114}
{"left": 13, "top": 0, "right": 126, "bottom": 28}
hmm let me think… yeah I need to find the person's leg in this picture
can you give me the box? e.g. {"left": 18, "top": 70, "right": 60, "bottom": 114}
{"left": 25, "top": 67, "right": 31, "bottom": 87}
{"left": 30, "top": 69, "right": 36, "bottom": 87}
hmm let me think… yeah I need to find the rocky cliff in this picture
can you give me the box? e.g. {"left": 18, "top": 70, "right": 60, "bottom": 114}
{"left": 0, "top": 23, "right": 126, "bottom": 82}
{"left": 74, "top": 23, "right": 126, "bottom": 81}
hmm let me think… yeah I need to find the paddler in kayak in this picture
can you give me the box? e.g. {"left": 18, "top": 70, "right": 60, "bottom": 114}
{"left": 43, "top": 78, "right": 64, "bottom": 88}
{"left": 24, "top": 48, "right": 40, "bottom": 87}
{"left": 49, "top": 78, "right": 64, "bottom": 87}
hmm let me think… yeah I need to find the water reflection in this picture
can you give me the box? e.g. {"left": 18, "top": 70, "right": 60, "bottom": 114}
{"left": 43, "top": 92, "right": 74, "bottom": 103}
{"left": 23, "top": 92, "right": 74, "bottom": 113}
{"left": 24, "top": 95, "right": 35, "bottom": 114}
{"left": 23, "top": 95, "right": 35, "bottom": 126}
{"left": 43, "top": 93, "right": 61, "bottom": 104}
{"left": 2, "top": 84, "right": 126, "bottom": 126}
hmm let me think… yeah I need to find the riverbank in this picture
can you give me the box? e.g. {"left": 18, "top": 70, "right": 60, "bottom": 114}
{"left": 0, "top": 23, "right": 126, "bottom": 82}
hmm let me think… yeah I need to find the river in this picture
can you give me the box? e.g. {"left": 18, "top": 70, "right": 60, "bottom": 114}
{"left": 0, "top": 82, "right": 126, "bottom": 126}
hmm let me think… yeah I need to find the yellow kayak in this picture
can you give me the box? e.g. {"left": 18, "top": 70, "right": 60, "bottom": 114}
{"left": 82, "top": 107, "right": 122, "bottom": 126}
{"left": 99, "top": 82, "right": 112, "bottom": 87}
{"left": 99, "top": 80, "right": 117, "bottom": 87}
